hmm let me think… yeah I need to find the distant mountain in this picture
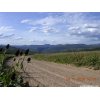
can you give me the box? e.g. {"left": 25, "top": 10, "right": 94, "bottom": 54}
{"left": 1, "top": 44, "right": 100, "bottom": 54}
{"left": 12, "top": 44, "right": 100, "bottom": 53}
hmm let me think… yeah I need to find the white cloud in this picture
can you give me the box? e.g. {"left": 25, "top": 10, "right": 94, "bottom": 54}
{"left": 0, "top": 26, "right": 15, "bottom": 34}
{"left": 67, "top": 20, "right": 100, "bottom": 38}
{"left": 29, "top": 26, "right": 59, "bottom": 34}
{"left": 28, "top": 27, "right": 37, "bottom": 33}
{"left": 86, "top": 27, "right": 97, "bottom": 33}
{"left": 0, "top": 26, "right": 15, "bottom": 40}
{"left": 15, "top": 37, "right": 23, "bottom": 40}
{"left": 40, "top": 26, "right": 59, "bottom": 34}
{"left": 82, "top": 23, "right": 99, "bottom": 28}
{"left": 21, "top": 19, "right": 32, "bottom": 24}
{"left": 21, "top": 16, "right": 63, "bottom": 26}
{"left": 21, "top": 15, "right": 62, "bottom": 34}
{"left": 35, "top": 16, "right": 62, "bottom": 26}
{"left": 0, "top": 33, "right": 15, "bottom": 39}
{"left": 20, "top": 13, "right": 100, "bottom": 44}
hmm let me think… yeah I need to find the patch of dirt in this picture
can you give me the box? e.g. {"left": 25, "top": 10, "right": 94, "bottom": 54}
{"left": 22, "top": 59, "right": 100, "bottom": 87}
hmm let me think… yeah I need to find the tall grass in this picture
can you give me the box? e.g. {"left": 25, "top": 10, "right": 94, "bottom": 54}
{"left": 33, "top": 51, "right": 100, "bottom": 70}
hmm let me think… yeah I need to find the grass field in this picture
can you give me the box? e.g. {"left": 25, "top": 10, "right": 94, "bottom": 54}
{"left": 33, "top": 51, "right": 100, "bottom": 70}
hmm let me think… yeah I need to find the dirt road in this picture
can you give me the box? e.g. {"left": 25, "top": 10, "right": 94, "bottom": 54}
{"left": 19, "top": 59, "right": 100, "bottom": 87}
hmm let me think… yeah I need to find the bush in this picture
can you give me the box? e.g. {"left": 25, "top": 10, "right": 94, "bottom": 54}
{"left": 0, "top": 44, "right": 31, "bottom": 87}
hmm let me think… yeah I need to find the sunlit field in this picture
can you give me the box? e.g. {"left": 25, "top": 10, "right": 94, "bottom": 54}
{"left": 33, "top": 51, "right": 100, "bottom": 70}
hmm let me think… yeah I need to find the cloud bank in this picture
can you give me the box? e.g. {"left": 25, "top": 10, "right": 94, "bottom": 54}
{"left": 1, "top": 12, "right": 100, "bottom": 45}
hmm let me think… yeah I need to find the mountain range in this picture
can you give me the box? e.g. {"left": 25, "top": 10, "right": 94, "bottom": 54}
{"left": 13, "top": 44, "right": 100, "bottom": 53}
{"left": 1, "top": 44, "right": 100, "bottom": 54}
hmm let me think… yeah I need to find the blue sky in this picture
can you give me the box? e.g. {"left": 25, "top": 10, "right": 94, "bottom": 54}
{"left": 0, "top": 12, "right": 100, "bottom": 45}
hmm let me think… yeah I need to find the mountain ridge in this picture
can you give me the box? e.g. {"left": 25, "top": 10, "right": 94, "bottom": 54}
{"left": 12, "top": 44, "right": 100, "bottom": 53}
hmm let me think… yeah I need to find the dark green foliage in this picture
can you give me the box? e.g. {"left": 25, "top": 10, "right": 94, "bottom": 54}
{"left": 15, "top": 49, "right": 20, "bottom": 56}
{"left": 0, "top": 48, "right": 3, "bottom": 52}
{"left": 20, "top": 51, "right": 23, "bottom": 56}
{"left": 25, "top": 49, "right": 29, "bottom": 55}
{"left": 27, "top": 57, "right": 31, "bottom": 63}
{"left": 11, "top": 72, "right": 16, "bottom": 81}
{"left": 6, "top": 44, "right": 10, "bottom": 49}
{"left": 0, "top": 44, "right": 31, "bottom": 87}
{"left": 13, "top": 58, "right": 16, "bottom": 61}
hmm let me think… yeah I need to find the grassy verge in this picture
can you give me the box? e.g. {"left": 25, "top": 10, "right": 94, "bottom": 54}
{"left": 33, "top": 51, "right": 100, "bottom": 70}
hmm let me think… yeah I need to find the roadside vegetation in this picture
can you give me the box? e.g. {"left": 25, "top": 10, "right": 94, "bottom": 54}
{"left": 33, "top": 51, "right": 100, "bottom": 70}
{"left": 0, "top": 44, "right": 31, "bottom": 87}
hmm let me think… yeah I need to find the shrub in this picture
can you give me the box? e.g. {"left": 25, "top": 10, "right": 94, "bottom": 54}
{"left": 0, "top": 44, "right": 31, "bottom": 87}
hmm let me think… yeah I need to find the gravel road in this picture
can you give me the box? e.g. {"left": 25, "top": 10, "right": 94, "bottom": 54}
{"left": 20, "top": 59, "right": 100, "bottom": 87}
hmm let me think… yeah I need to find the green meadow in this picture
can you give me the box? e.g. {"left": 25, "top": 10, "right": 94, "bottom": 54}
{"left": 33, "top": 51, "right": 100, "bottom": 70}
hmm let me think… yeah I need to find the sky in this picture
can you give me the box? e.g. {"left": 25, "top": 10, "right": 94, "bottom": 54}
{"left": 0, "top": 12, "right": 100, "bottom": 45}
